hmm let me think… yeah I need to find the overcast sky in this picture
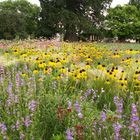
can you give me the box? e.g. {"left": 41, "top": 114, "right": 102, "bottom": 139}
{"left": 0, "top": 0, "right": 130, "bottom": 7}
{"left": 28, "top": 0, "right": 130, "bottom": 7}
{"left": 111, "top": 0, "right": 129, "bottom": 7}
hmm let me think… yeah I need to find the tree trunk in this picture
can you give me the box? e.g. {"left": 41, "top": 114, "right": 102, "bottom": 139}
{"left": 64, "top": 25, "right": 78, "bottom": 42}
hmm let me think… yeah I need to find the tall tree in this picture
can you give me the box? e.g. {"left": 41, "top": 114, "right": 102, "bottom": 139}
{"left": 105, "top": 5, "right": 140, "bottom": 42}
{"left": 129, "top": 0, "right": 140, "bottom": 9}
{"left": 38, "top": 0, "right": 112, "bottom": 41}
{"left": 0, "top": 0, "right": 40, "bottom": 39}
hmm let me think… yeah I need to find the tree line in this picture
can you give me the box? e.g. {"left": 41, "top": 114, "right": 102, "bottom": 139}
{"left": 0, "top": 0, "right": 140, "bottom": 42}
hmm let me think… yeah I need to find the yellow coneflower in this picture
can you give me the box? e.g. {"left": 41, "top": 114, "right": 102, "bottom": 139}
{"left": 38, "top": 62, "right": 44, "bottom": 69}
{"left": 33, "top": 69, "right": 39, "bottom": 75}
{"left": 56, "top": 60, "right": 62, "bottom": 68}
{"left": 21, "top": 72, "right": 26, "bottom": 77}
{"left": 48, "top": 60, "right": 56, "bottom": 68}
{"left": 105, "top": 79, "right": 110, "bottom": 84}
{"left": 118, "top": 82, "right": 127, "bottom": 90}
{"left": 59, "top": 67, "right": 66, "bottom": 74}
{"left": 85, "top": 62, "right": 91, "bottom": 69}
{"left": 4, "top": 51, "right": 9, "bottom": 55}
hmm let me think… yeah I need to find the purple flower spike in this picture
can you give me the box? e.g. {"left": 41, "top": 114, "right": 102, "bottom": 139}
{"left": 74, "top": 101, "right": 80, "bottom": 113}
{"left": 129, "top": 103, "right": 139, "bottom": 136}
{"left": 66, "top": 129, "right": 74, "bottom": 140}
{"left": 100, "top": 111, "right": 106, "bottom": 122}
{"left": 113, "top": 123, "right": 122, "bottom": 140}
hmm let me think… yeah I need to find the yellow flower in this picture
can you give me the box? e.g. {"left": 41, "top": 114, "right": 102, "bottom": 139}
{"left": 85, "top": 62, "right": 91, "bottom": 69}
{"left": 38, "top": 62, "right": 45, "bottom": 69}
{"left": 105, "top": 79, "right": 110, "bottom": 84}
{"left": 33, "top": 69, "right": 39, "bottom": 74}
{"left": 43, "top": 67, "right": 52, "bottom": 74}
{"left": 39, "top": 78, "right": 43, "bottom": 81}
{"left": 21, "top": 72, "right": 26, "bottom": 77}
{"left": 48, "top": 60, "right": 56, "bottom": 68}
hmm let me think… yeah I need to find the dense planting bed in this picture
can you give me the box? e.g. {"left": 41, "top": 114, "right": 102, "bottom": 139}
{"left": 0, "top": 42, "right": 140, "bottom": 140}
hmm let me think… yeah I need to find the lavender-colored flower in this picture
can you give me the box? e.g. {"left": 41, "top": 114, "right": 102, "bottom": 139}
{"left": 129, "top": 103, "right": 139, "bottom": 136}
{"left": 16, "top": 120, "right": 19, "bottom": 130}
{"left": 117, "top": 99, "right": 123, "bottom": 113}
{"left": 74, "top": 101, "right": 80, "bottom": 113}
{"left": 131, "top": 104, "right": 139, "bottom": 122}
{"left": 66, "top": 129, "right": 74, "bottom": 140}
{"left": 25, "top": 116, "right": 30, "bottom": 128}
{"left": 15, "top": 73, "right": 20, "bottom": 88}
{"left": 114, "top": 96, "right": 118, "bottom": 105}
{"left": 7, "top": 93, "right": 18, "bottom": 106}
{"left": 113, "top": 123, "right": 122, "bottom": 140}
{"left": 7, "top": 83, "right": 13, "bottom": 94}
{"left": 28, "top": 100, "right": 37, "bottom": 112}
{"left": 100, "top": 111, "right": 106, "bottom": 122}
{"left": 114, "top": 96, "right": 123, "bottom": 119}
{"left": 84, "top": 89, "right": 93, "bottom": 97}
{"left": 0, "top": 123, "right": 7, "bottom": 134}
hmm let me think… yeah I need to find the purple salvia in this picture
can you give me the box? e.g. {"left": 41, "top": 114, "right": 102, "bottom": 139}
{"left": 74, "top": 101, "right": 83, "bottom": 119}
{"left": 15, "top": 73, "right": 20, "bottom": 89}
{"left": 0, "top": 123, "right": 7, "bottom": 134}
{"left": 74, "top": 101, "right": 81, "bottom": 113}
{"left": 66, "top": 129, "right": 74, "bottom": 140}
{"left": 84, "top": 89, "right": 93, "bottom": 97}
{"left": 113, "top": 123, "right": 122, "bottom": 140}
{"left": 7, "top": 93, "right": 18, "bottom": 106}
{"left": 129, "top": 103, "right": 139, "bottom": 136}
{"left": 28, "top": 100, "right": 37, "bottom": 112}
{"left": 114, "top": 96, "right": 118, "bottom": 105}
{"left": 7, "top": 83, "right": 13, "bottom": 94}
{"left": 114, "top": 96, "right": 123, "bottom": 119}
{"left": 25, "top": 116, "right": 30, "bottom": 128}
{"left": 16, "top": 120, "right": 19, "bottom": 130}
{"left": 100, "top": 111, "right": 106, "bottom": 122}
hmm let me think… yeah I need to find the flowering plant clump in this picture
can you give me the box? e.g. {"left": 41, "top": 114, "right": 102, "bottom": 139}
{"left": 0, "top": 41, "right": 140, "bottom": 139}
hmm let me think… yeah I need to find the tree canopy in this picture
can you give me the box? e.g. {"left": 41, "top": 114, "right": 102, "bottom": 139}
{"left": 129, "top": 0, "right": 140, "bottom": 9}
{"left": 1, "top": 0, "right": 140, "bottom": 42}
{"left": 105, "top": 5, "right": 140, "bottom": 42}
{"left": 38, "top": 0, "right": 112, "bottom": 41}
{"left": 0, "top": 0, "right": 40, "bottom": 39}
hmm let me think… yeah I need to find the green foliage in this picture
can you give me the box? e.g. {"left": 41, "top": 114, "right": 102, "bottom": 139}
{"left": 0, "top": 42, "right": 140, "bottom": 139}
{"left": 105, "top": 5, "right": 140, "bottom": 41}
{"left": 38, "top": 0, "right": 112, "bottom": 41}
{"left": 0, "top": 0, "right": 40, "bottom": 39}
{"left": 129, "top": 0, "right": 140, "bottom": 9}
